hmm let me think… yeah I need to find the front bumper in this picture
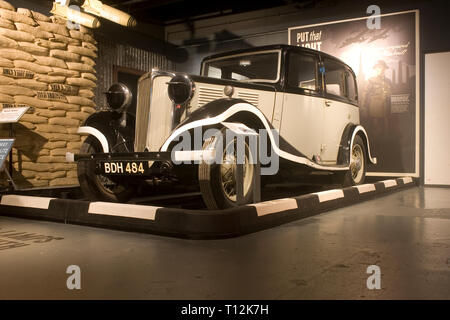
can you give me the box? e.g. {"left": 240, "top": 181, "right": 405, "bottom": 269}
{"left": 66, "top": 150, "right": 216, "bottom": 176}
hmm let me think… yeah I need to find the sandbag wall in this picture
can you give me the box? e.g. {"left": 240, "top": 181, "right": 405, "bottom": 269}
{"left": 0, "top": 0, "right": 97, "bottom": 188}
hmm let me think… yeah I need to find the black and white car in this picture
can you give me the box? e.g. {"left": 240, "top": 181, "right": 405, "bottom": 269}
{"left": 71, "top": 44, "right": 377, "bottom": 209}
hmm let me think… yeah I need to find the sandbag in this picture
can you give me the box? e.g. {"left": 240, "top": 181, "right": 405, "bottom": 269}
{"left": 41, "top": 140, "right": 66, "bottom": 149}
{"left": 67, "top": 45, "right": 97, "bottom": 58}
{"left": 36, "top": 21, "right": 69, "bottom": 36}
{"left": 66, "top": 61, "right": 94, "bottom": 72}
{"left": 0, "top": 85, "right": 35, "bottom": 96}
{"left": 34, "top": 171, "right": 66, "bottom": 180}
{"left": 67, "top": 111, "right": 90, "bottom": 121}
{"left": 15, "top": 22, "right": 54, "bottom": 39}
{"left": 0, "top": 56, "right": 13, "bottom": 68}
{"left": 33, "top": 56, "right": 67, "bottom": 69}
{"left": 48, "top": 83, "right": 79, "bottom": 95}
{"left": 1, "top": 67, "right": 34, "bottom": 79}
{"left": 50, "top": 16, "right": 67, "bottom": 25}
{"left": 35, "top": 124, "right": 67, "bottom": 134}
{"left": 20, "top": 113, "right": 48, "bottom": 124}
{"left": 31, "top": 10, "right": 51, "bottom": 22}
{"left": 18, "top": 42, "right": 49, "bottom": 55}
{"left": 0, "top": 1, "right": 14, "bottom": 11}
{"left": 15, "top": 95, "right": 53, "bottom": 108}
{"left": 81, "top": 106, "right": 96, "bottom": 114}
{"left": 0, "top": 74, "right": 15, "bottom": 84}
{"left": 0, "top": 28, "right": 34, "bottom": 42}
{"left": 66, "top": 77, "right": 96, "bottom": 88}
{"left": 67, "top": 141, "right": 82, "bottom": 149}
{"left": 50, "top": 49, "right": 80, "bottom": 62}
{"left": 51, "top": 33, "right": 79, "bottom": 45}
{"left": 66, "top": 95, "right": 95, "bottom": 107}
{"left": 49, "top": 101, "right": 80, "bottom": 111}
{"left": 0, "top": 17, "right": 14, "bottom": 29}
{"left": 0, "top": 48, "right": 34, "bottom": 61}
{"left": 48, "top": 117, "right": 79, "bottom": 127}
{"left": 0, "top": 92, "right": 13, "bottom": 103}
{"left": 35, "top": 108, "right": 65, "bottom": 118}
{"left": 35, "top": 74, "right": 65, "bottom": 83}
{"left": 78, "top": 89, "right": 94, "bottom": 98}
{"left": 49, "top": 178, "right": 79, "bottom": 187}
{"left": 17, "top": 79, "right": 48, "bottom": 91}
{"left": 36, "top": 91, "right": 67, "bottom": 102}
{"left": 82, "top": 42, "right": 97, "bottom": 51}
{"left": 80, "top": 56, "right": 96, "bottom": 66}
{"left": 49, "top": 67, "right": 78, "bottom": 77}
{"left": 16, "top": 8, "right": 32, "bottom": 17}
{"left": 34, "top": 38, "right": 66, "bottom": 50}
{"left": 50, "top": 149, "right": 70, "bottom": 156}
{"left": 81, "top": 72, "right": 97, "bottom": 82}
{"left": 68, "top": 29, "right": 84, "bottom": 40}
{"left": 0, "top": 8, "right": 36, "bottom": 26}
{"left": 0, "top": 34, "right": 16, "bottom": 48}
{"left": 14, "top": 60, "right": 52, "bottom": 74}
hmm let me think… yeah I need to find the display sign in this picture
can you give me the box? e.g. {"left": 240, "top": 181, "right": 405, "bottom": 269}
{"left": 0, "top": 139, "right": 14, "bottom": 169}
{"left": 0, "top": 106, "right": 29, "bottom": 123}
{"left": 289, "top": 10, "right": 419, "bottom": 177}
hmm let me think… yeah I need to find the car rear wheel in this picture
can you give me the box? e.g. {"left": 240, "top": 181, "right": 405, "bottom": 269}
{"left": 337, "top": 135, "right": 366, "bottom": 186}
{"left": 199, "top": 128, "right": 255, "bottom": 209}
{"left": 77, "top": 135, "right": 136, "bottom": 202}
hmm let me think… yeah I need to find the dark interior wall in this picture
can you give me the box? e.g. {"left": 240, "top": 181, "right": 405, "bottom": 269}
{"left": 166, "top": 0, "right": 450, "bottom": 74}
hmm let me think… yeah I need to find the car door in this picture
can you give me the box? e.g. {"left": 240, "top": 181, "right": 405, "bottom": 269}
{"left": 320, "top": 58, "right": 359, "bottom": 163}
{"left": 279, "top": 51, "right": 324, "bottom": 160}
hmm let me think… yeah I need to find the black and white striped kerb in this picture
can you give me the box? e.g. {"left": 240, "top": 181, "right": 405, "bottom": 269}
{"left": 0, "top": 177, "right": 415, "bottom": 239}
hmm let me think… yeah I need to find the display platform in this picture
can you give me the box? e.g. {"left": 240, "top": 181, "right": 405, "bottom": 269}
{"left": 0, "top": 177, "right": 415, "bottom": 239}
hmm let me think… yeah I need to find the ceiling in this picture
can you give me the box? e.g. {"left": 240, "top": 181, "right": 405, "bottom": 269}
{"left": 104, "top": 0, "right": 320, "bottom": 25}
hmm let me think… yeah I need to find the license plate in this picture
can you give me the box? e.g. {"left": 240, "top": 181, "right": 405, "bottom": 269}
{"left": 99, "top": 161, "right": 150, "bottom": 175}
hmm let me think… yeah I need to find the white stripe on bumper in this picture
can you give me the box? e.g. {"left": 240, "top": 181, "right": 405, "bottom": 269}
{"left": 313, "top": 189, "right": 344, "bottom": 202}
{"left": 88, "top": 202, "right": 160, "bottom": 220}
{"left": 0, "top": 195, "right": 54, "bottom": 209}
{"left": 354, "top": 184, "right": 376, "bottom": 194}
{"left": 383, "top": 180, "right": 397, "bottom": 188}
{"left": 250, "top": 198, "right": 298, "bottom": 217}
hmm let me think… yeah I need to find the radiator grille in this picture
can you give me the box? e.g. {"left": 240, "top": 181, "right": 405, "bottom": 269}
{"left": 198, "top": 86, "right": 224, "bottom": 106}
{"left": 237, "top": 91, "right": 259, "bottom": 106}
{"left": 134, "top": 74, "right": 151, "bottom": 152}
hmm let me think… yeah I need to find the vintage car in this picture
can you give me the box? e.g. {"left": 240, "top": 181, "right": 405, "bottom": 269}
{"left": 71, "top": 44, "right": 377, "bottom": 209}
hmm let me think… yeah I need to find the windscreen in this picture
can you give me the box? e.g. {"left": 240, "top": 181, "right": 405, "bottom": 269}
{"left": 202, "top": 51, "right": 280, "bottom": 83}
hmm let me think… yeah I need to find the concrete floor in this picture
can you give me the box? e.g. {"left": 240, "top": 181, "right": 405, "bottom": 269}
{"left": 0, "top": 186, "right": 449, "bottom": 299}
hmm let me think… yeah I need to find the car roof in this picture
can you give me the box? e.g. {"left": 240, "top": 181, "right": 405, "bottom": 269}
{"left": 201, "top": 44, "right": 355, "bottom": 74}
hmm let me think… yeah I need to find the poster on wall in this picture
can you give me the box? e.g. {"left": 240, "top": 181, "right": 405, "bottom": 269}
{"left": 288, "top": 10, "right": 419, "bottom": 177}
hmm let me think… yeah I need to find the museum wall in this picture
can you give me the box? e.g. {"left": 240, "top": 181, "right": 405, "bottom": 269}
{"left": 167, "top": 0, "right": 450, "bottom": 74}
{"left": 0, "top": 0, "right": 97, "bottom": 188}
{"left": 93, "top": 35, "right": 174, "bottom": 110}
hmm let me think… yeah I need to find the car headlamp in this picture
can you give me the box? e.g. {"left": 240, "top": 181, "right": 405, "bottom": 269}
{"left": 105, "top": 83, "right": 132, "bottom": 113}
{"left": 167, "top": 74, "right": 195, "bottom": 106}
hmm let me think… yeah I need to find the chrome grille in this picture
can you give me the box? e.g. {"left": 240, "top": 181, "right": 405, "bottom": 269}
{"left": 237, "top": 91, "right": 259, "bottom": 106}
{"left": 134, "top": 73, "right": 152, "bottom": 152}
{"left": 198, "top": 86, "right": 224, "bottom": 106}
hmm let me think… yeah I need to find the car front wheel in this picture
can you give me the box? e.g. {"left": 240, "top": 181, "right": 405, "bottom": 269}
{"left": 199, "top": 128, "right": 255, "bottom": 209}
{"left": 77, "top": 135, "right": 136, "bottom": 202}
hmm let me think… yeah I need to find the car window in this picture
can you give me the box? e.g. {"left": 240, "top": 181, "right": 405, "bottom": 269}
{"left": 323, "top": 58, "right": 346, "bottom": 98}
{"left": 346, "top": 70, "right": 357, "bottom": 102}
{"left": 287, "top": 52, "right": 318, "bottom": 91}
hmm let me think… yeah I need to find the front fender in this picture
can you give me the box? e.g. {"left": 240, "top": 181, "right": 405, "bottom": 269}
{"left": 78, "top": 111, "right": 135, "bottom": 153}
{"left": 161, "top": 99, "right": 270, "bottom": 151}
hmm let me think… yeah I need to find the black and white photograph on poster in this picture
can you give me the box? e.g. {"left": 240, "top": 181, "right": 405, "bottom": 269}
{"left": 289, "top": 10, "right": 420, "bottom": 176}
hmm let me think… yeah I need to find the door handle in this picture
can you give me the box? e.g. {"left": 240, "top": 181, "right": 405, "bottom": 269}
{"left": 325, "top": 100, "right": 332, "bottom": 107}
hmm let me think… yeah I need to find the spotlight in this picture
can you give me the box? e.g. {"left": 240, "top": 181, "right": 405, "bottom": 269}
{"left": 81, "top": 0, "right": 137, "bottom": 27}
